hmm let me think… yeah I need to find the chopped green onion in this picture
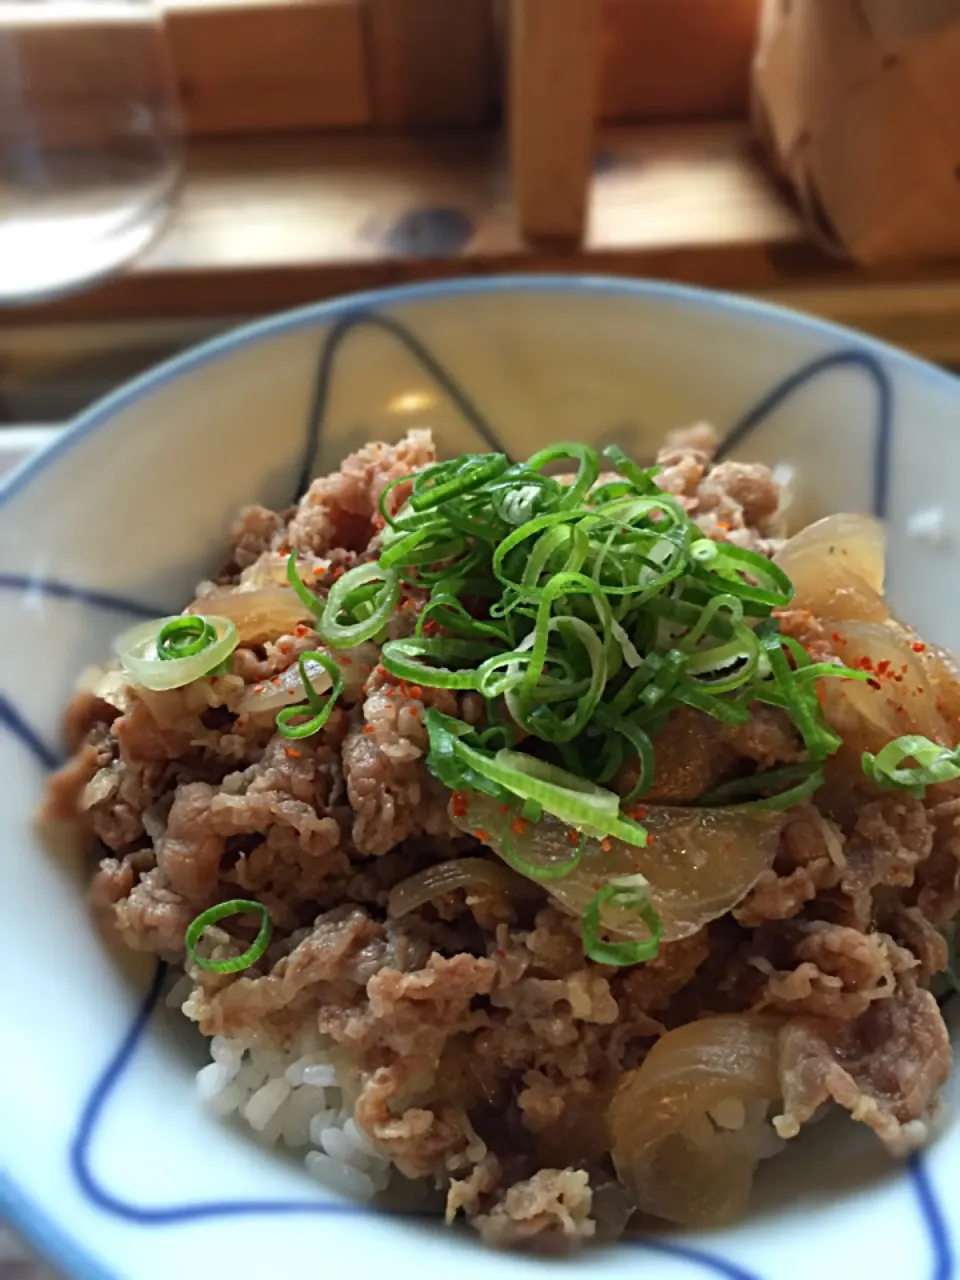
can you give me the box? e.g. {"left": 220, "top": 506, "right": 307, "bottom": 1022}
{"left": 602, "top": 444, "right": 662, "bottom": 495}
{"left": 698, "top": 762, "right": 824, "bottom": 809}
{"left": 581, "top": 876, "right": 663, "bottom": 966}
{"left": 185, "top": 899, "right": 273, "bottom": 974}
{"left": 114, "top": 614, "right": 238, "bottom": 692}
{"left": 760, "top": 632, "right": 841, "bottom": 761}
{"left": 499, "top": 824, "right": 586, "bottom": 881}
{"left": 381, "top": 636, "right": 495, "bottom": 689}
{"left": 318, "top": 561, "right": 401, "bottom": 648}
{"left": 157, "top": 615, "right": 218, "bottom": 661}
{"left": 424, "top": 710, "right": 647, "bottom": 845}
{"left": 862, "top": 735, "right": 960, "bottom": 799}
{"left": 275, "top": 651, "right": 345, "bottom": 739}
{"left": 526, "top": 442, "right": 600, "bottom": 509}
{"left": 410, "top": 453, "right": 508, "bottom": 512}
{"left": 286, "top": 549, "right": 323, "bottom": 616}
{"left": 593, "top": 707, "right": 654, "bottom": 803}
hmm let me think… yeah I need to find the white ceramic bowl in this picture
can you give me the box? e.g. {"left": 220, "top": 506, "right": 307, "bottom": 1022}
{"left": 2, "top": 277, "right": 960, "bottom": 1280}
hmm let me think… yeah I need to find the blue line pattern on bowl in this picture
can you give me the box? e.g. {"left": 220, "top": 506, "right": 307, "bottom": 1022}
{"left": 0, "top": 306, "right": 948, "bottom": 1280}
{"left": 0, "top": 573, "right": 162, "bottom": 620}
{"left": 0, "top": 693, "right": 62, "bottom": 771}
{"left": 296, "top": 308, "right": 506, "bottom": 498}
{"left": 717, "top": 349, "right": 892, "bottom": 520}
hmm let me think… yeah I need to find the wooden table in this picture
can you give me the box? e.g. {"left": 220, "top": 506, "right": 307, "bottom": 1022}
{"left": 3, "top": 121, "right": 960, "bottom": 366}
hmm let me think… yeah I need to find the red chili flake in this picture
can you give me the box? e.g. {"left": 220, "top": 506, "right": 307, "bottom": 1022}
{"left": 894, "top": 674, "right": 904, "bottom": 683}
{"left": 600, "top": 838, "right": 612, "bottom": 853}
{"left": 912, "top": 641, "right": 927, "bottom": 653}
{"left": 363, "top": 724, "right": 374, "bottom": 735}
{"left": 900, "top": 665, "right": 909, "bottom": 674}
{"left": 254, "top": 683, "right": 265, "bottom": 694}
{"left": 646, "top": 833, "right": 656, "bottom": 845}
{"left": 278, "top": 642, "right": 291, "bottom": 654}
{"left": 715, "top": 519, "right": 731, "bottom": 532}
{"left": 271, "top": 676, "right": 281, "bottom": 686}
{"left": 630, "top": 805, "right": 648, "bottom": 821}
{"left": 278, "top": 544, "right": 290, "bottom": 556}
{"left": 831, "top": 632, "right": 844, "bottom": 643}
{"left": 336, "top": 655, "right": 351, "bottom": 667}
{"left": 284, "top": 747, "right": 302, "bottom": 759}
{"left": 423, "top": 619, "right": 439, "bottom": 636}
{"left": 474, "top": 828, "right": 490, "bottom": 843}
{"left": 592, "top": 880, "right": 601, "bottom": 890}
{"left": 498, "top": 804, "right": 510, "bottom": 815}
{"left": 567, "top": 829, "right": 580, "bottom": 846}
{"left": 451, "top": 791, "right": 469, "bottom": 819}
{"left": 312, "top": 565, "right": 327, "bottom": 578}
{"left": 917, "top": 687, "right": 926, "bottom": 694}
{"left": 495, "top": 947, "right": 506, "bottom": 959}
{"left": 331, "top": 567, "right": 344, "bottom": 582}
{"left": 295, "top": 624, "right": 308, "bottom": 637}
{"left": 876, "top": 660, "right": 891, "bottom": 675}
{"left": 410, "top": 684, "right": 423, "bottom": 699}
{"left": 867, "top": 678, "right": 881, "bottom": 690}
{"left": 511, "top": 817, "right": 529, "bottom": 836}
{"left": 235, "top": 717, "right": 246, "bottom": 729}
{"left": 409, "top": 705, "right": 420, "bottom": 718}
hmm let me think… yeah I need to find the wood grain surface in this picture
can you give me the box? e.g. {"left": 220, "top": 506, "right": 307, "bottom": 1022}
{"left": 4, "top": 121, "right": 960, "bottom": 327}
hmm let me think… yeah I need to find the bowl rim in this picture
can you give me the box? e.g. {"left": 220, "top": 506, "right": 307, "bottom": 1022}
{"left": 2, "top": 273, "right": 959, "bottom": 514}
{"left": 2, "top": 272, "right": 958, "bottom": 1280}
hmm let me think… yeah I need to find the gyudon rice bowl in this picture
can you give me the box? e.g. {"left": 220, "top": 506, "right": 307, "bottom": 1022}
{"left": 46, "top": 426, "right": 960, "bottom": 1249}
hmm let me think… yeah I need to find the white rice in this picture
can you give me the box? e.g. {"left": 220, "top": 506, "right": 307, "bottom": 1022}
{"left": 189, "top": 1024, "right": 396, "bottom": 1201}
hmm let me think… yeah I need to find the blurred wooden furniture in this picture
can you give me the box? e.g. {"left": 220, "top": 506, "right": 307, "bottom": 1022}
{"left": 6, "top": 0, "right": 960, "bottom": 351}
{"left": 508, "top": 0, "right": 600, "bottom": 243}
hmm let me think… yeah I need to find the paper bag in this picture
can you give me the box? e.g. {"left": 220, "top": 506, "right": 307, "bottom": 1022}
{"left": 752, "top": 0, "right": 960, "bottom": 264}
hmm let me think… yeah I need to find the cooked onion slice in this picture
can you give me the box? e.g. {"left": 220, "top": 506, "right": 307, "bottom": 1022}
{"left": 608, "top": 1015, "right": 783, "bottom": 1226}
{"left": 387, "top": 857, "right": 542, "bottom": 918}
{"left": 773, "top": 512, "right": 887, "bottom": 622}
{"left": 450, "top": 793, "right": 783, "bottom": 942}
{"left": 114, "top": 615, "right": 238, "bottom": 692}
{"left": 237, "top": 643, "right": 375, "bottom": 715}
{"left": 823, "top": 620, "right": 953, "bottom": 752}
{"left": 188, "top": 586, "right": 313, "bottom": 645}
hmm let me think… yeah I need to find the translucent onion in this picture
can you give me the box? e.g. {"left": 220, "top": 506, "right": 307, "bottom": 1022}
{"left": 450, "top": 792, "right": 783, "bottom": 942}
{"left": 114, "top": 615, "right": 238, "bottom": 692}
{"left": 188, "top": 586, "right": 312, "bottom": 645}
{"left": 608, "top": 1015, "right": 784, "bottom": 1226}
{"left": 81, "top": 665, "right": 132, "bottom": 711}
{"left": 387, "top": 857, "right": 543, "bottom": 918}
{"left": 773, "top": 512, "right": 887, "bottom": 623}
{"left": 924, "top": 642, "right": 960, "bottom": 725}
{"left": 237, "top": 643, "right": 375, "bottom": 715}
{"left": 822, "top": 620, "right": 953, "bottom": 753}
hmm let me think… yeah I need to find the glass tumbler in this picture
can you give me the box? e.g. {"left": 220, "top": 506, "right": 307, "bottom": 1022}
{"left": 0, "top": 0, "right": 182, "bottom": 303}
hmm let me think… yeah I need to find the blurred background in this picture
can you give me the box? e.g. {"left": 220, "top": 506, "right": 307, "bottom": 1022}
{"left": 2, "top": 0, "right": 959, "bottom": 1270}
{"left": 1, "top": 0, "right": 959, "bottom": 439}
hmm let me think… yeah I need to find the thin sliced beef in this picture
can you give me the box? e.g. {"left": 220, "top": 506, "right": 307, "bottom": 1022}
{"left": 736, "top": 807, "right": 844, "bottom": 927}
{"left": 473, "top": 1169, "right": 595, "bottom": 1250}
{"left": 342, "top": 674, "right": 458, "bottom": 855}
{"left": 776, "top": 986, "right": 951, "bottom": 1153}
{"left": 287, "top": 429, "right": 435, "bottom": 556}
{"left": 760, "top": 924, "right": 916, "bottom": 1020}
